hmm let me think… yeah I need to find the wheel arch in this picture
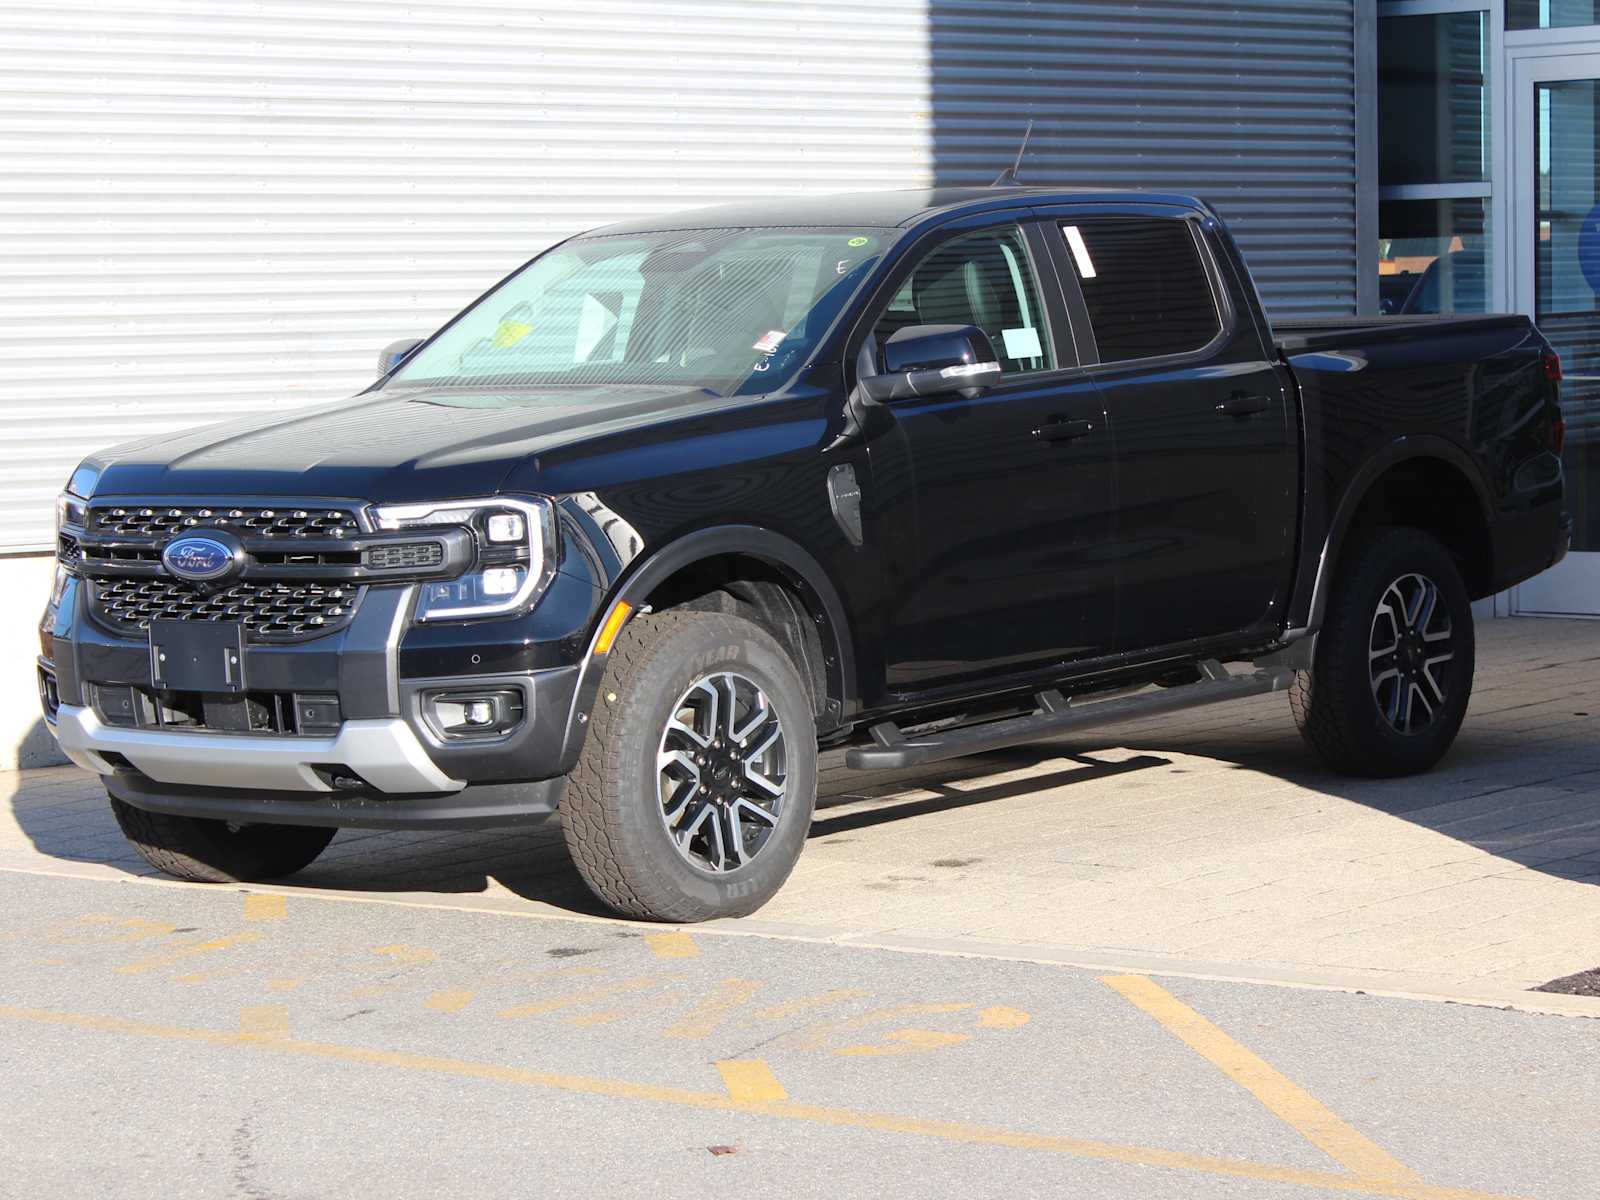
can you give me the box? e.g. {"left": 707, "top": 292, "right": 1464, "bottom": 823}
{"left": 1305, "top": 438, "right": 1495, "bottom": 632}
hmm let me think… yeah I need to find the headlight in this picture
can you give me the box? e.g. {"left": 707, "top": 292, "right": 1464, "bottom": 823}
{"left": 55, "top": 491, "right": 88, "bottom": 537}
{"left": 370, "top": 496, "right": 556, "bottom": 621}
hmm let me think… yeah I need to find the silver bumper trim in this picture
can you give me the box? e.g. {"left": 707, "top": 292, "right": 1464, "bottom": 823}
{"left": 52, "top": 704, "right": 464, "bottom": 795}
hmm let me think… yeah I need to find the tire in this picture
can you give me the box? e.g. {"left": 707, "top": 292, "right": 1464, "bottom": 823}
{"left": 109, "top": 796, "right": 337, "bottom": 883}
{"left": 1290, "top": 525, "right": 1476, "bottom": 777}
{"left": 561, "top": 610, "right": 818, "bottom": 922}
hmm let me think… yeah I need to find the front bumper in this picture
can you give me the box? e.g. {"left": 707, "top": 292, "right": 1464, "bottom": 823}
{"left": 40, "top": 565, "right": 602, "bottom": 828}
{"left": 54, "top": 703, "right": 461, "bottom": 794}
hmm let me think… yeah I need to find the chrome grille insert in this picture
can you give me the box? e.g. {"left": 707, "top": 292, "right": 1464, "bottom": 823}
{"left": 90, "top": 505, "right": 360, "bottom": 539}
{"left": 91, "top": 578, "right": 361, "bottom": 641}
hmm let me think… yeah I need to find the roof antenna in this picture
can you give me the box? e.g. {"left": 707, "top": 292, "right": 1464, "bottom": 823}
{"left": 991, "top": 120, "right": 1035, "bottom": 187}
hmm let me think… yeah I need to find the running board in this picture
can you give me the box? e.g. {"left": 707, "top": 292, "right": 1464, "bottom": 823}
{"left": 844, "top": 660, "right": 1296, "bottom": 771}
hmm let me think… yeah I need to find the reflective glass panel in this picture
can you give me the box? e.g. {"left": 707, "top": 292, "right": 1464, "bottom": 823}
{"left": 1377, "top": 198, "right": 1490, "bottom": 314}
{"left": 1507, "top": 1, "right": 1600, "bottom": 30}
{"left": 1379, "top": 12, "right": 1489, "bottom": 185}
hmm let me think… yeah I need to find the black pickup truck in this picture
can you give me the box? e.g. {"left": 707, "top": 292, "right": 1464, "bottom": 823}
{"left": 40, "top": 187, "right": 1570, "bottom": 921}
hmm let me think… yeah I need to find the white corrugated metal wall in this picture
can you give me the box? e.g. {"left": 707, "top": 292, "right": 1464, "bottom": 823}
{"left": 0, "top": 0, "right": 934, "bottom": 551}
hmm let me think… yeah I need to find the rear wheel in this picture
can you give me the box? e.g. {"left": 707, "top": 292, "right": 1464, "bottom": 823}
{"left": 561, "top": 610, "right": 817, "bottom": 922}
{"left": 1291, "top": 526, "right": 1475, "bottom": 777}
{"left": 109, "top": 796, "right": 336, "bottom": 882}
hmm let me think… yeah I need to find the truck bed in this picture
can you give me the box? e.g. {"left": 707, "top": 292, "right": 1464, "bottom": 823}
{"left": 1273, "top": 313, "right": 1533, "bottom": 355}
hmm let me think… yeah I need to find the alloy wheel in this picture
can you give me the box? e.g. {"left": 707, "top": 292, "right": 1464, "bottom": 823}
{"left": 656, "top": 671, "right": 787, "bottom": 873}
{"left": 1369, "top": 572, "right": 1456, "bottom": 735}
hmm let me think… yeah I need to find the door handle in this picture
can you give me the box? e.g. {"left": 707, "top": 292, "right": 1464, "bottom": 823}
{"left": 1033, "top": 417, "right": 1095, "bottom": 443}
{"left": 1215, "top": 393, "right": 1271, "bottom": 417}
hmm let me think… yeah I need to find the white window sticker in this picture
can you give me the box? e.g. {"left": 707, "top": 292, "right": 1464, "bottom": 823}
{"left": 1063, "top": 225, "right": 1097, "bottom": 279}
{"left": 752, "top": 329, "right": 786, "bottom": 355}
{"left": 1002, "top": 326, "right": 1043, "bottom": 359}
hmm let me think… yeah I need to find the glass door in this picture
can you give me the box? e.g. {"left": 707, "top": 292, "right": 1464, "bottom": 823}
{"left": 1512, "top": 49, "right": 1600, "bottom": 616}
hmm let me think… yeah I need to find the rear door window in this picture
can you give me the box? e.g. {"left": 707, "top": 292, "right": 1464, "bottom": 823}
{"left": 1060, "top": 218, "right": 1222, "bottom": 363}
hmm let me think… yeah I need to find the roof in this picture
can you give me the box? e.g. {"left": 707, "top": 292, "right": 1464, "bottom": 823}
{"left": 589, "top": 186, "right": 1207, "bottom": 236}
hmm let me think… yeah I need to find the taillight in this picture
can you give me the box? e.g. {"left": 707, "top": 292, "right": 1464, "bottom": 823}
{"left": 1542, "top": 351, "right": 1563, "bottom": 383}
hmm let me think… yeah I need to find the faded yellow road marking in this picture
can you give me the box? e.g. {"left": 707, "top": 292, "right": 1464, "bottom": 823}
{"left": 0, "top": 1005, "right": 1518, "bottom": 1200}
{"left": 425, "top": 990, "right": 474, "bottom": 1013}
{"left": 717, "top": 1059, "right": 787, "bottom": 1103}
{"left": 498, "top": 975, "right": 665, "bottom": 1019}
{"left": 664, "top": 979, "right": 762, "bottom": 1039}
{"left": 116, "top": 932, "right": 261, "bottom": 975}
{"left": 265, "top": 978, "right": 306, "bottom": 993}
{"left": 743, "top": 988, "right": 867, "bottom": 1024}
{"left": 50, "top": 916, "right": 179, "bottom": 946}
{"left": 979, "top": 1006, "right": 1031, "bottom": 1029}
{"left": 838, "top": 1028, "right": 971, "bottom": 1056}
{"left": 1102, "top": 974, "right": 1423, "bottom": 1186}
{"left": 371, "top": 944, "right": 438, "bottom": 964}
{"left": 244, "top": 893, "right": 286, "bottom": 922}
{"left": 645, "top": 931, "right": 698, "bottom": 959}
{"left": 773, "top": 1001, "right": 974, "bottom": 1054}
{"left": 239, "top": 1005, "right": 289, "bottom": 1039}
{"left": 564, "top": 991, "right": 682, "bottom": 1027}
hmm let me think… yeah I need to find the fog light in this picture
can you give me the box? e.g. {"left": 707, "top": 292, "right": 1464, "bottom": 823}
{"left": 486, "top": 513, "right": 525, "bottom": 543}
{"left": 481, "top": 567, "right": 519, "bottom": 596}
{"left": 422, "top": 688, "right": 525, "bottom": 740}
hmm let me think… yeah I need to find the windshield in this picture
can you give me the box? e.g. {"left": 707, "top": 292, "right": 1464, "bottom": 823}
{"left": 389, "top": 226, "right": 898, "bottom": 396}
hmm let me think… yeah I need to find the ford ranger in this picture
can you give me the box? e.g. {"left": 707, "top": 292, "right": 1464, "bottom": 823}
{"left": 39, "top": 187, "right": 1571, "bottom": 921}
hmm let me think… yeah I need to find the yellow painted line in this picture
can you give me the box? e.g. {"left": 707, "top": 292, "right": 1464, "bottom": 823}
{"left": 645, "top": 931, "right": 699, "bottom": 959}
{"left": 664, "top": 978, "right": 762, "bottom": 1039}
{"left": 837, "top": 1028, "right": 971, "bottom": 1057}
{"left": 772, "top": 1001, "right": 974, "bottom": 1054}
{"left": 744, "top": 988, "right": 868, "bottom": 1024}
{"left": 717, "top": 1059, "right": 787, "bottom": 1103}
{"left": 239, "top": 1005, "right": 289, "bottom": 1039}
{"left": 115, "top": 932, "right": 261, "bottom": 975}
{"left": 0, "top": 1005, "right": 1519, "bottom": 1200}
{"left": 425, "top": 990, "right": 474, "bottom": 1013}
{"left": 371, "top": 943, "right": 438, "bottom": 964}
{"left": 979, "top": 1005, "right": 1031, "bottom": 1029}
{"left": 498, "top": 975, "right": 664, "bottom": 1019}
{"left": 244, "top": 893, "right": 286, "bottom": 922}
{"left": 1102, "top": 974, "right": 1424, "bottom": 1186}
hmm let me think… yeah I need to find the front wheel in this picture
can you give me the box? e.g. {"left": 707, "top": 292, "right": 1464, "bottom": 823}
{"left": 109, "top": 797, "right": 337, "bottom": 882}
{"left": 1290, "top": 526, "right": 1475, "bottom": 777}
{"left": 561, "top": 610, "right": 818, "bottom": 922}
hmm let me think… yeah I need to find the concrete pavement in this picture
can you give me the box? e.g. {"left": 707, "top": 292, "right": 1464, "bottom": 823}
{"left": 5, "top": 616, "right": 1598, "bottom": 1007}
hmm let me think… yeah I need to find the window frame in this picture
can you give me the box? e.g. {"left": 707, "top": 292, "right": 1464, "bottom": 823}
{"left": 844, "top": 213, "right": 1082, "bottom": 396}
{"left": 1033, "top": 206, "right": 1236, "bottom": 372}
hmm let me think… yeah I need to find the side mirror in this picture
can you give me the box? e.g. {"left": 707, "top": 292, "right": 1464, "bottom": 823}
{"left": 861, "top": 324, "right": 1003, "bottom": 403}
{"left": 378, "top": 337, "right": 426, "bottom": 376}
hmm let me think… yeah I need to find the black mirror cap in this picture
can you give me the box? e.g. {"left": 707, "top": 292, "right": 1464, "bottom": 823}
{"left": 378, "top": 337, "right": 427, "bottom": 376}
{"left": 882, "top": 323, "right": 997, "bottom": 374}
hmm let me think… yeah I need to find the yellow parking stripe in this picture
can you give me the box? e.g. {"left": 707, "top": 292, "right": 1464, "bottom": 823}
{"left": 1101, "top": 974, "right": 1423, "bottom": 1186}
{"left": 244, "top": 893, "right": 286, "bottom": 922}
{"left": 115, "top": 932, "right": 261, "bottom": 975}
{"left": 239, "top": 1005, "right": 289, "bottom": 1039}
{"left": 645, "top": 932, "right": 699, "bottom": 959}
{"left": 716, "top": 1059, "right": 787, "bottom": 1103}
{"left": 0, "top": 1005, "right": 1516, "bottom": 1200}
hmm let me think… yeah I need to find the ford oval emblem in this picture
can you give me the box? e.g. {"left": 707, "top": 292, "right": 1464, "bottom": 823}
{"left": 161, "top": 535, "right": 237, "bottom": 583}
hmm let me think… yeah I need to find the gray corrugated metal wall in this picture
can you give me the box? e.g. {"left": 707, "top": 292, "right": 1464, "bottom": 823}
{"left": 927, "top": 0, "right": 1362, "bottom": 320}
{"left": 0, "top": 0, "right": 933, "bottom": 552}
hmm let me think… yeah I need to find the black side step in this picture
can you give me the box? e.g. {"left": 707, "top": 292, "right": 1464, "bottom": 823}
{"left": 844, "top": 660, "right": 1295, "bottom": 771}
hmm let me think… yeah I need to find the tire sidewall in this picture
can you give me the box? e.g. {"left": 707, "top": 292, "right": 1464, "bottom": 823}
{"left": 602, "top": 615, "right": 817, "bottom": 917}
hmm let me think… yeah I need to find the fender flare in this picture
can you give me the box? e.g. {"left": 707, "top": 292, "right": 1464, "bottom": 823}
{"left": 1299, "top": 435, "right": 1494, "bottom": 634}
{"left": 557, "top": 526, "right": 858, "bottom": 768}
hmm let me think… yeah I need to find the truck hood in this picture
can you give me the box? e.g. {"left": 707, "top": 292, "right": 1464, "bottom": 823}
{"left": 84, "top": 384, "right": 741, "bottom": 502}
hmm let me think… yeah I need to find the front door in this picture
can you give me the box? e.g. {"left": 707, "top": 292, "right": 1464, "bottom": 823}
{"left": 1512, "top": 49, "right": 1600, "bottom": 616}
{"left": 863, "top": 220, "right": 1119, "bottom": 692}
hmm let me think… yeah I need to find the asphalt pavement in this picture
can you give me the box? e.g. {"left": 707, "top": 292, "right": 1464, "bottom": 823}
{"left": 3, "top": 867, "right": 1596, "bottom": 1200}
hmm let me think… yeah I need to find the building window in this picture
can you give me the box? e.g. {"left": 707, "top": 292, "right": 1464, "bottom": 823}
{"left": 1377, "top": 7, "right": 1491, "bottom": 313}
{"left": 1507, "top": 1, "right": 1600, "bottom": 29}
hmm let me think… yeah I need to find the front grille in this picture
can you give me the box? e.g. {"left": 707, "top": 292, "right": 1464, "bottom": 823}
{"left": 57, "top": 534, "right": 81, "bottom": 566}
{"left": 90, "top": 504, "right": 360, "bottom": 539}
{"left": 91, "top": 577, "right": 361, "bottom": 641}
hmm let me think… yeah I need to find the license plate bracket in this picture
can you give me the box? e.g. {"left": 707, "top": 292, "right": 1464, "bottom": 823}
{"left": 149, "top": 619, "right": 247, "bottom": 694}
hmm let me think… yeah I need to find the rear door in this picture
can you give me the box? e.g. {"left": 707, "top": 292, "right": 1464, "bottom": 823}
{"left": 1040, "top": 206, "right": 1297, "bottom": 652}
